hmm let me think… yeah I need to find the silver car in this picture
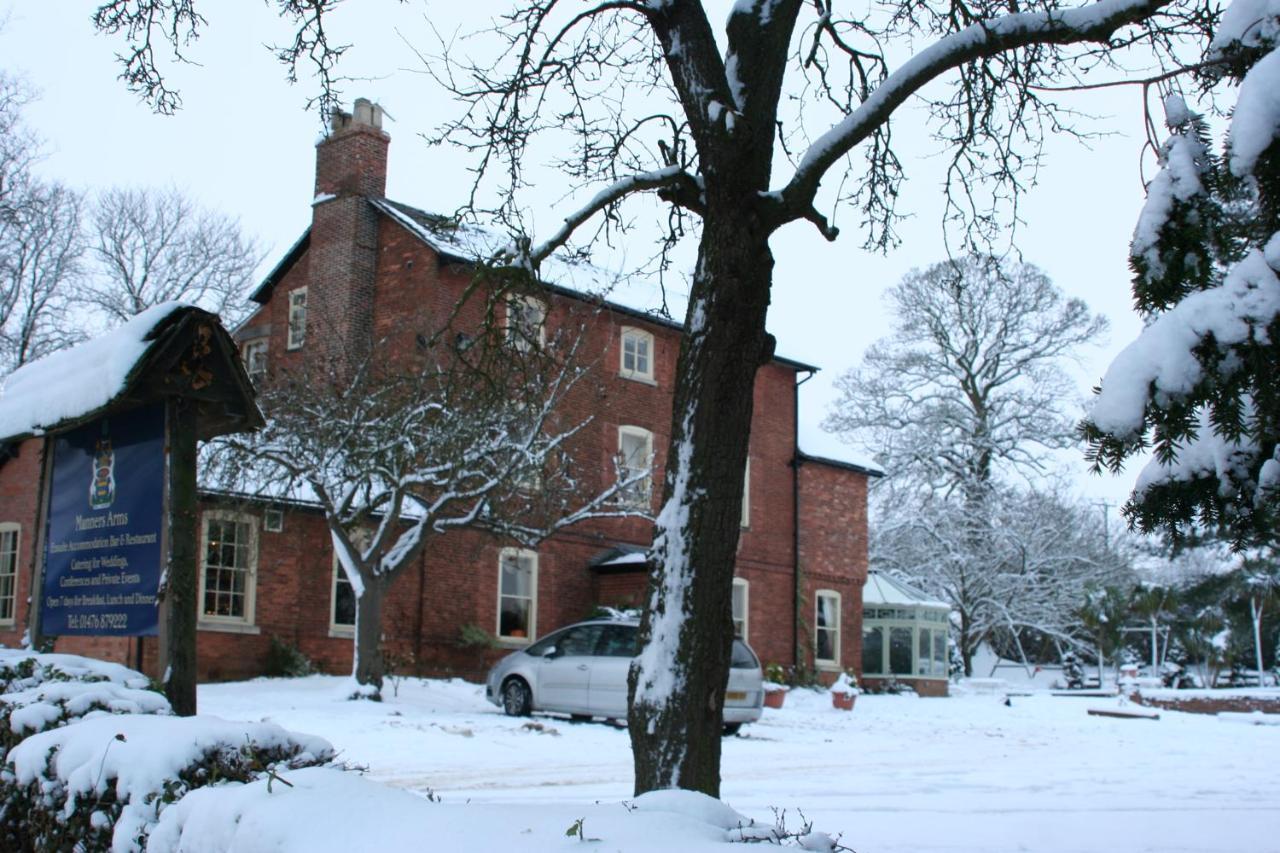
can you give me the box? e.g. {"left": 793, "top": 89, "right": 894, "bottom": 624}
{"left": 484, "top": 618, "right": 765, "bottom": 733}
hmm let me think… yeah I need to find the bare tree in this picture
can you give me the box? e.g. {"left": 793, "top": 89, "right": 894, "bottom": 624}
{"left": 83, "top": 186, "right": 263, "bottom": 327}
{"left": 0, "top": 180, "right": 85, "bottom": 373}
{"left": 874, "top": 480, "right": 1131, "bottom": 675}
{"left": 826, "top": 255, "right": 1106, "bottom": 499}
{"left": 94, "top": 0, "right": 1212, "bottom": 797}
{"left": 0, "top": 73, "right": 36, "bottom": 216}
{"left": 0, "top": 72, "right": 84, "bottom": 374}
{"left": 208, "top": 292, "right": 651, "bottom": 699}
{"left": 825, "top": 255, "right": 1107, "bottom": 673}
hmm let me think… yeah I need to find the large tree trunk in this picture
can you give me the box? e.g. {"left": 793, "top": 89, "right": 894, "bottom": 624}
{"left": 628, "top": 203, "right": 774, "bottom": 798}
{"left": 352, "top": 576, "right": 386, "bottom": 699}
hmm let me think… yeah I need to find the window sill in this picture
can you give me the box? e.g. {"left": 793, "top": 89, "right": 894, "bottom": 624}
{"left": 619, "top": 372, "right": 657, "bottom": 386}
{"left": 328, "top": 626, "right": 355, "bottom": 639}
{"left": 197, "top": 620, "right": 261, "bottom": 635}
{"left": 497, "top": 636, "right": 531, "bottom": 649}
{"left": 815, "top": 660, "right": 841, "bottom": 672}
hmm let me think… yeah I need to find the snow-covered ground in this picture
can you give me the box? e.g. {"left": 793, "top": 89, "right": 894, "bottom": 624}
{"left": 199, "top": 676, "right": 1280, "bottom": 852}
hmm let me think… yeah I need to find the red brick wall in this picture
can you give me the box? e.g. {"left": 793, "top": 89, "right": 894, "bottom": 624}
{"left": 0, "top": 122, "right": 874, "bottom": 691}
{"left": 797, "top": 460, "right": 870, "bottom": 682}
{"left": 0, "top": 437, "right": 43, "bottom": 648}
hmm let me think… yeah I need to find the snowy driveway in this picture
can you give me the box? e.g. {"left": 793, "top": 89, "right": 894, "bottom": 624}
{"left": 200, "top": 677, "right": 1280, "bottom": 852}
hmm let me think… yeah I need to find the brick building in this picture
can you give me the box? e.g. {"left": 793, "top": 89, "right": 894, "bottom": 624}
{"left": 0, "top": 99, "right": 879, "bottom": 685}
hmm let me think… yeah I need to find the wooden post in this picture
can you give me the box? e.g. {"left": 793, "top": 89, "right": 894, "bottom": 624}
{"left": 159, "top": 396, "right": 198, "bottom": 716}
{"left": 25, "top": 437, "right": 55, "bottom": 651}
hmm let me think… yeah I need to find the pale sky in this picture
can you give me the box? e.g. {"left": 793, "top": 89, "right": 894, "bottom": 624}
{"left": 0, "top": 1, "right": 1164, "bottom": 511}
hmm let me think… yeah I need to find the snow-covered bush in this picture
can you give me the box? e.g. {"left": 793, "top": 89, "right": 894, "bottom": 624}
{"left": 0, "top": 651, "right": 170, "bottom": 762}
{"left": 0, "top": 713, "right": 334, "bottom": 852}
{"left": 0, "top": 650, "right": 152, "bottom": 694}
{"left": 830, "top": 672, "right": 860, "bottom": 696}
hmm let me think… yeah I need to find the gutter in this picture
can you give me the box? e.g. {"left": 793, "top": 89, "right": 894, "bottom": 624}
{"left": 791, "top": 366, "right": 817, "bottom": 671}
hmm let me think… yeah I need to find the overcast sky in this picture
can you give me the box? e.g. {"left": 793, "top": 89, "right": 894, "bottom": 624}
{"left": 0, "top": 1, "right": 1166, "bottom": 511}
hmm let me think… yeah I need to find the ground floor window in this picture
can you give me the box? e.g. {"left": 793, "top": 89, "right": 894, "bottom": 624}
{"left": 498, "top": 548, "right": 537, "bottom": 641}
{"left": 815, "top": 590, "right": 841, "bottom": 667}
{"left": 862, "top": 626, "right": 884, "bottom": 675}
{"left": 0, "top": 523, "right": 18, "bottom": 625}
{"left": 732, "top": 577, "right": 749, "bottom": 640}
{"left": 199, "top": 512, "right": 257, "bottom": 625}
{"left": 861, "top": 613, "right": 951, "bottom": 679}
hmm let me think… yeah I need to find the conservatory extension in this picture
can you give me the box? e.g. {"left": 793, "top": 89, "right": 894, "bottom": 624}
{"left": 861, "top": 571, "right": 952, "bottom": 697}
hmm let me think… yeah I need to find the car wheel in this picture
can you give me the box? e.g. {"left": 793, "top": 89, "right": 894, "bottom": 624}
{"left": 501, "top": 678, "right": 532, "bottom": 717}
{"left": 722, "top": 723, "right": 742, "bottom": 736}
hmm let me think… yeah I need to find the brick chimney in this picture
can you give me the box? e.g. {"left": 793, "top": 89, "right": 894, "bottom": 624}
{"left": 308, "top": 98, "right": 389, "bottom": 370}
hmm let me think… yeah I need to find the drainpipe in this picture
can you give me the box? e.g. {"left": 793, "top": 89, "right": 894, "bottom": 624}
{"left": 792, "top": 368, "right": 816, "bottom": 671}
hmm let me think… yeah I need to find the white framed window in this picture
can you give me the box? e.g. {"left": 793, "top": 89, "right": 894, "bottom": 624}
{"left": 199, "top": 510, "right": 258, "bottom": 626}
{"left": 732, "top": 577, "right": 749, "bottom": 641}
{"left": 505, "top": 295, "right": 546, "bottom": 352}
{"left": 0, "top": 523, "right": 18, "bottom": 625}
{"left": 331, "top": 528, "right": 367, "bottom": 637}
{"left": 263, "top": 507, "right": 284, "bottom": 533}
{"left": 617, "top": 426, "right": 654, "bottom": 508}
{"left": 815, "top": 589, "right": 841, "bottom": 668}
{"left": 498, "top": 548, "right": 537, "bottom": 642}
{"left": 241, "top": 339, "right": 268, "bottom": 385}
{"left": 741, "top": 458, "right": 751, "bottom": 528}
{"left": 287, "top": 287, "right": 307, "bottom": 350}
{"left": 619, "top": 327, "right": 655, "bottom": 382}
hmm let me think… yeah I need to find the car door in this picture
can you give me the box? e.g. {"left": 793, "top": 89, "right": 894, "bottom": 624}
{"left": 587, "top": 624, "right": 638, "bottom": 718}
{"left": 534, "top": 624, "right": 603, "bottom": 714}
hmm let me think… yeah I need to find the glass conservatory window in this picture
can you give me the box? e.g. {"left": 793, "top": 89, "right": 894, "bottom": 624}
{"left": 933, "top": 631, "right": 948, "bottom": 674}
{"left": 862, "top": 626, "right": 884, "bottom": 675}
{"left": 889, "top": 626, "right": 913, "bottom": 675}
{"left": 917, "top": 628, "right": 932, "bottom": 676}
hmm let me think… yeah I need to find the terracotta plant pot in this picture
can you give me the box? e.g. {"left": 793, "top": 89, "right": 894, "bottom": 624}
{"left": 763, "top": 689, "right": 787, "bottom": 709}
{"left": 831, "top": 691, "right": 856, "bottom": 711}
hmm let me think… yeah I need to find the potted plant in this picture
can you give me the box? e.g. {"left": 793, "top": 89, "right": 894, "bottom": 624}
{"left": 831, "top": 670, "right": 859, "bottom": 711}
{"left": 763, "top": 663, "right": 789, "bottom": 709}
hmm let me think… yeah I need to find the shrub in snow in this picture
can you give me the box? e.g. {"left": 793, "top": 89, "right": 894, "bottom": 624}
{"left": 0, "top": 713, "right": 334, "bottom": 852}
{"left": 0, "top": 651, "right": 170, "bottom": 763}
{"left": 0, "top": 679, "right": 171, "bottom": 761}
{"left": 263, "top": 636, "right": 316, "bottom": 678}
{"left": 0, "top": 650, "right": 153, "bottom": 694}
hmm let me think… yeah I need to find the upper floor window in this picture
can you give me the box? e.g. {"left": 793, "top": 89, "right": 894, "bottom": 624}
{"left": 287, "top": 287, "right": 307, "bottom": 350}
{"left": 498, "top": 548, "right": 537, "bottom": 641}
{"left": 815, "top": 589, "right": 842, "bottom": 668}
{"left": 505, "top": 295, "right": 546, "bottom": 352}
{"left": 731, "top": 577, "right": 749, "bottom": 641}
{"left": 241, "top": 339, "right": 268, "bottom": 385}
{"left": 331, "top": 529, "right": 368, "bottom": 637}
{"left": 0, "top": 523, "right": 18, "bottom": 625}
{"left": 199, "top": 511, "right": 258, "bottom": 626}
{"left": 617, "top": 426, "right": 654, "bottom": 509}
{"left": 619, "top": 327, "right": 654, "bottom": 382}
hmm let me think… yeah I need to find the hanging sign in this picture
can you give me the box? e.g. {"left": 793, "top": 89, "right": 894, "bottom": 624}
{"left": 41, "top": 403, "right": 165, "bottom": 636}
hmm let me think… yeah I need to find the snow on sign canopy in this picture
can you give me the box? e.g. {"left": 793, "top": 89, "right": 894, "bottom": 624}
{"left": 0, "top": 302, "right": 187, "bottom": 442}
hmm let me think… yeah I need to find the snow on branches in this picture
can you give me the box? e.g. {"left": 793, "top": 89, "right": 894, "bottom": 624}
{"left": 1085, "top": 2, "right": 1280, "bottom": 547}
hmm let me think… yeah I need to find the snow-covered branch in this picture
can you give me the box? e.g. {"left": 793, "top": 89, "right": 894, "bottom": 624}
{"left": 779, "top": 0, "right": 1169, "bottom": 219}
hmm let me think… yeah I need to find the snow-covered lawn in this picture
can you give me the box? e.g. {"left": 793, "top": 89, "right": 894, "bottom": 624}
{"left": 199, "top": 676, "right": 1280, "bottom": 852}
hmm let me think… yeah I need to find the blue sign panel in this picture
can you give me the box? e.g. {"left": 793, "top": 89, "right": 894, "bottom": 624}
{"left": 42, "top": 404, "right": 165, "bottom": 636}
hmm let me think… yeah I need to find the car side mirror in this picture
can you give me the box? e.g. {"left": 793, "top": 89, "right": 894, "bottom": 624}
{"left": 542, "top": 645, "right": 560, "bottom": 659}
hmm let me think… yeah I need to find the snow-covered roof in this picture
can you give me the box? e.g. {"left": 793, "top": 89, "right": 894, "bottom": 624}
{"left": 0, "top": 303, "right": 263, "bottom": 444}
{"left": 0, "top": 303, "right": 182, "bottom": 442}
{"left": 251, "top": 197, "right": 819, "bottom": 374}
{"left": 797, "top": 450, "right": 884, "bottom": 478}
{"left": 588, "top": 543, "right": 648, "bottom": 568}
{"left": 863, "top": 571, "right": 950, "bottom": 610}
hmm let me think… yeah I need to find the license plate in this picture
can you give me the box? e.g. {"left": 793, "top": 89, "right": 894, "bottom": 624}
{"left": 725, "top": 691, "right": 747, "bottom": 702}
